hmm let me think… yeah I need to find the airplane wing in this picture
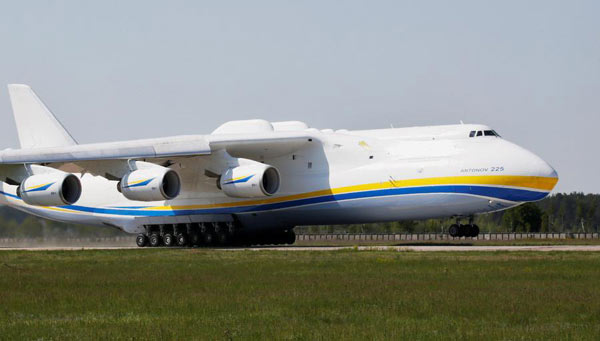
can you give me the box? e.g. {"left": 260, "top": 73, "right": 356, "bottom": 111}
{"left": 0, "top": 84, "right": 317, "bottom": 183}
{"left": 0, "top": 132, "right": 315, "bottom": 164}
{"left": 0, "top": 131, "right": 315, "bottom": 182}
{"left": 0, "top": 135, "right": 211, "bottom": 164}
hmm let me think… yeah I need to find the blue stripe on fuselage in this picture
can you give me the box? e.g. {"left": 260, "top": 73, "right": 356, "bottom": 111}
{"left": 0, "top": 185, "right": 547, "bottom": 217}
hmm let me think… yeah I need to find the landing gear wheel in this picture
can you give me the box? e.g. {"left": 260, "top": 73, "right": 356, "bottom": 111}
{"left": 203, "top": 232, "right": 214, "bottom": 245}
{"left": 190, "top": 233, "right": 200, "bottom": 246}
{"left": 470, "top": 224, "right": 480, "bottom": 238}
{"left": 216, "top": 230, "right": 228, "bottom": 245}
{"left": 163, "top": 233, "right": 174, "bottom": 247}
{"left": 136, "top": 234, "right": 148, "bottom": 247}
{"left": 237, "top": 233, "right": 253, "bottom": 247}
{"left": 149, "top": 233, "right": 161, "bottom": 247}
{"left": 176, "top": 233, "right": 187, "bottom": 247}
{"left": 448, "top": 224, "right": 459, "bottom": 237}
{"left": 462, "top": 225, "right": 470, "bottom": 237}
{"left": 285, "top": 231, "right": 296, "bottom": 245}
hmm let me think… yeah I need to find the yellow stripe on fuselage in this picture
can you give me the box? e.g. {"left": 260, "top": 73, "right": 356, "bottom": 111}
{"left": 44, "top": 206, "right": 77, "bottom": 213}
{"left": 144, "top": 175, "right": 558, "bottom": 211}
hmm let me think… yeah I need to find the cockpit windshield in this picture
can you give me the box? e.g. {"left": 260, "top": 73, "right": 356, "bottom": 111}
{"left": 469, "top": 130, "right": 500, "bottom": 138}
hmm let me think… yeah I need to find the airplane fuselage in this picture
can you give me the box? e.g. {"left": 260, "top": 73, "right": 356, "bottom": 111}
{"left": 0, "top": 123, "right": 558, "bottom": 235}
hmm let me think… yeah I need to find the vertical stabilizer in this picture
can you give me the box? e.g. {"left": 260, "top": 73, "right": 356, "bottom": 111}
{"left": 7, "top": 84, "right": 77, "bottom": 148}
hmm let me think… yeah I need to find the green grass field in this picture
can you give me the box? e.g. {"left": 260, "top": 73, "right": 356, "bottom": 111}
{"left": 1, "top": 250, "right": 599, "bottom": 340}
{"left": 295, "top": 237, "right": 600, "bottom": 247}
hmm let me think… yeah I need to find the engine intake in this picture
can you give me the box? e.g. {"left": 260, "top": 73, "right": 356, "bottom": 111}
{"left": 219, "top": 164, "right": 280, "bottom": 198}
{"left": 119, "top": 167, "right": 181, "bottom": 201}
{"left": 18, "top": 173, "right": 82, "bottom": 206}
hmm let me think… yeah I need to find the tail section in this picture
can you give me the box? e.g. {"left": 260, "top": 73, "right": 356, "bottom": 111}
{"left": 7, "top": 84, "right": 77, "bottom": 148}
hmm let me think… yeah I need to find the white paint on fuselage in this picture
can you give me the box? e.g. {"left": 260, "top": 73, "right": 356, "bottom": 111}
{"left": 0, "top": 124, "right": 558, "bottom": 234}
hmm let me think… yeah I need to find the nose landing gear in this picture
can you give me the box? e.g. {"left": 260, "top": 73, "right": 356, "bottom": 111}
{"left": 448, "top": 217, "right": 480, "bottom": 238}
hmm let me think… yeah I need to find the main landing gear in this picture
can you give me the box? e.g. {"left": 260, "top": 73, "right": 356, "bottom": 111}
{"left": 135, "top": 223, "right": 296, "bottom": 248}
{"left": 136, "top": 234, "right": 148, "bottom": 247}
{"left": 448, "top": 217, "right": 480, "bottom": 238}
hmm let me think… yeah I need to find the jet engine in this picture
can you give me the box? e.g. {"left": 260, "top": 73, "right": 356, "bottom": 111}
{"left": 18, "top": 172, "right": 82, "bottom": 206}
{"left": 119, "top": 167, "right": 181, "bottom": 201}
{"left": 219, "top": 164, "right": 280, "bottom": 198}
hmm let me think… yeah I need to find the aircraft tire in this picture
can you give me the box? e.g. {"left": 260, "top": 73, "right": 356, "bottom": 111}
{"left": 448, "top": 224, "right": 459, "bottom": 237}
{"left": 190, "top": 232, "right": 200, "bottom": 246}
{"left": 252, "top": 234, "right": 265, "bottom": 246}
{"left": 203, "top": 231, "right": 214, "bottom": 245}
{"left": 285, "top": 230, "right": 296, "bottom": 245}
{"left": 238, "top": 233, "right": 254, "bottom": 247}
{"left": 136, "top": 234, "right": 148, "bottom": 247}
{"left": 216, "top": 230, "right": 228, "bottom": 245}
{"left": 471, "top": 224, "right": 480, "bottom": 238}
{"left": 149, "top": 233, "right": 161, "bottom": 247}
{"left": 163, "top": 233, "right": 175, "bottom": 247}
{"left": 466, "top": 225, "right": 473, "bottom": 237}
{"left": 264, "top": 234, "right": 276, "bottom": 245}
{"left": 228, "top": 232, "right": 243, "bottom": 247}
{"left": 176, "top": 233, "right": 187, "bottom": 247}
{"left": 277, "top": 234, "right": 287, "bottom": 245}
{"left": 463, "top": 224, "right": 474, "bottom": 238}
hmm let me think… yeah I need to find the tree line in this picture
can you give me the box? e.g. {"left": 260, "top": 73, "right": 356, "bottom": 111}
{"left": 299, "top": 192, "right": 600, "bottom": 234}
{"left": 0, "top": 192, "right": 598, "bottom": 238}
{"left": 0, "top": 207, "right": 128, "bottom": 238}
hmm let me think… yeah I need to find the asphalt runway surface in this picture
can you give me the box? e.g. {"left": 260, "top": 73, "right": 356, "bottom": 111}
{"left": 1, "top": 245, "right": 600, "bottom": 251}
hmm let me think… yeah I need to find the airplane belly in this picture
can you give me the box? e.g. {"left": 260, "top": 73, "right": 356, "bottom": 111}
{"left": 237, "top": 192, "right": 516, "bottom": 227}
{"left": 9, "top": 204, "right": 106, "bottom": 227}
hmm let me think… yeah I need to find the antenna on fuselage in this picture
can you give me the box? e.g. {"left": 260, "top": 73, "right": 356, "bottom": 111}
{"left": 460, "top": 120, "right": 464, "bottom": 125}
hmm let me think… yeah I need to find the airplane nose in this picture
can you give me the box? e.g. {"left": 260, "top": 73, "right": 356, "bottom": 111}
{"left": 507, "top": 142, "right": 559, "bottom": 193}
{"left": 467, "top": 139, "right": 558, "bottom": 202}
{"left": 530, "top": 153, "right": 558, "bottom": 179}
{"left": 524, "top": 153, "right": 559, "bottom": 199}
{"left": 500, "top": 141, "right": 557, "bottom": 178}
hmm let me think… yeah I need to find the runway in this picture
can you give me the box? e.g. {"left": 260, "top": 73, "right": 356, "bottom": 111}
{"left": 1, "top": 245, "right": 600, "bottom": 251}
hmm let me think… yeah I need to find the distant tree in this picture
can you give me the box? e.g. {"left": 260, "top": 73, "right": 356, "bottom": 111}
{"left": 500, "top": 203, "right": 543, "bottom": 232}
{"left": 502, "top": 209, "right": 518, "bottom": 232}
{"left": 541, "top": 213, "right": 550, "bottom": 232}
{"left": 517, "top": 203, "right": 543, "bottom": 232}
{"left": 396, "top": 221, "right": 416, "bottom": 233}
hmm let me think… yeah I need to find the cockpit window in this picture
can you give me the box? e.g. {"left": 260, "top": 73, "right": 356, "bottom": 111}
{"left": 469, "top": 129, "right": 501, "bottom": 138}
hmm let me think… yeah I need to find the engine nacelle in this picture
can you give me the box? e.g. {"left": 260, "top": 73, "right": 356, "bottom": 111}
{"left": 219, "top": 164, "right": 280, "bottom": 198}
{"left": 119, "top": 167, "right": 181, "bottom": 201}
{"left": 18, "top": 173, "right": 82, "bottom": 206}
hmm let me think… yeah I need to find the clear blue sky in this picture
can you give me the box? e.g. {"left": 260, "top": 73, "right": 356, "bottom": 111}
{"left": 0, "top": 1, "right": 598, "bottom": 193}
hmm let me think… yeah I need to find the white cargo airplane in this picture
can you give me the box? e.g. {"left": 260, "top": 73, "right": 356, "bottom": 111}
{"left": 0, "top": 84, "right": 558, "bottom": 246}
